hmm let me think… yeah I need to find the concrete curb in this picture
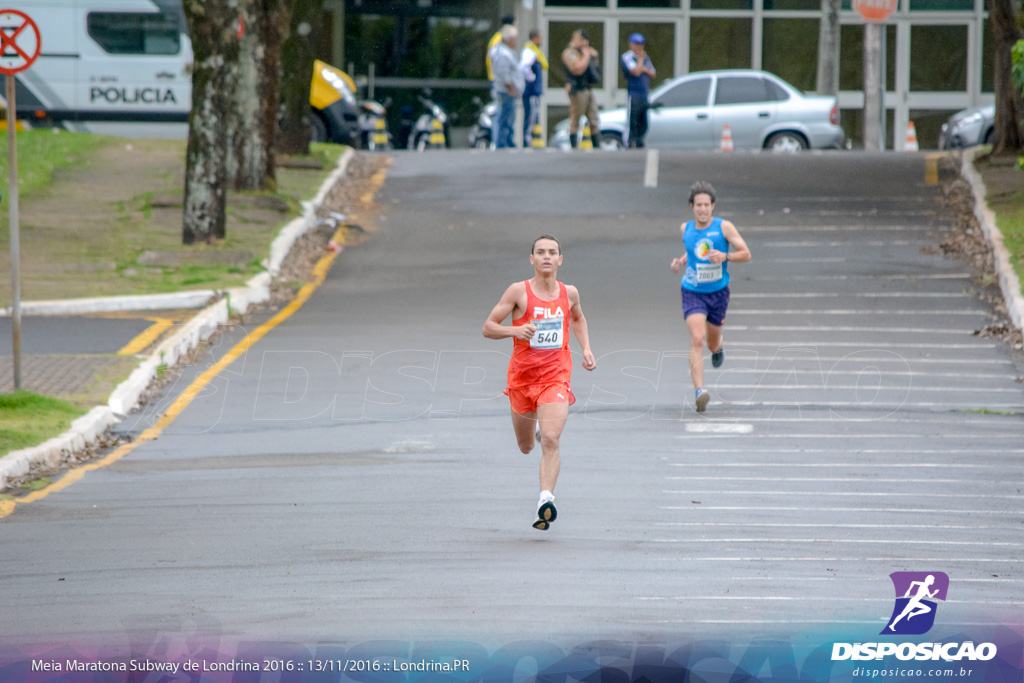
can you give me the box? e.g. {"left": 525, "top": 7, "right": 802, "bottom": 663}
{"left": 961, "top": 148, "right": 1024, "bottom": 332}
{"left": 0, "top": 147, "right": 356, "bottom": 491}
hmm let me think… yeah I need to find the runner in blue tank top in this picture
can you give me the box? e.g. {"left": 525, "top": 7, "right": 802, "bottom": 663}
{"left": 670, "top": 181, "right": 752, "bottom": 412}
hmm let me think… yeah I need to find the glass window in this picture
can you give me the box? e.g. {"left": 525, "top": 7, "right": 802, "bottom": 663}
{"left": 616, "top": 23, "right": 675, "bottom": 90}
{"left": 840, "top": 107, "right": 895, "bottom": 148}
{"left": 547, "top": 105, "right": 571, "bottom": 130}
{"left": 910, "top": 0, "right": 972, "bottom": 10}
{"left": 910, "top": 25, "right": 967, "bottom": 91}
{"left": 765, "top": 78, "right": 791, "bottom": 101}
{"left": 87, "top": 12, "right": 180, "bottom": 55}
{"left": 344, "top": 13, "right": 490, "bottom": 80}
{"left": 764, "top": 0, "right": 819, "bottom": 9}
{"left": 982, "top": 18, "right": 994, "bottom": 93}
{"left": 692, "top": 0, "right": 753, "bottom": 10}
{"left": 619, "top": 0, "right": 681, "bottom": 6}
{"left": 549, "top": 22, "right": 605, "bottom": 90}
{"left": 909, "top": 108, "right": 958, "bottom": 148}
{"left": 839, "top": 24, "right": 896, "bottom": 91}
{"left": 715, "top": 76, "right": 769, "bottom": 104}
{"left": 546, "top": 0, "right": 607, "bottom": 6}
{"left": 762, "top": 19, "right": 818, "bottom": 92}
{"left": 690, "top": 18, "right": 752, "bottom": 71}
{"left": 655, "top": 77, "right": 711, "bottom": 106}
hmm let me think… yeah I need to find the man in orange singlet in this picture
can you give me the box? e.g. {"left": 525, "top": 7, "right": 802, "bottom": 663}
{"left": 483, "top": 235, "right": 596, "bottom": 530}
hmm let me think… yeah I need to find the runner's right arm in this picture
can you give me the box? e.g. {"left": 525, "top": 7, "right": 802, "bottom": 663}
{"left": 483, "top": 282, "right": 536, "bottom": 341}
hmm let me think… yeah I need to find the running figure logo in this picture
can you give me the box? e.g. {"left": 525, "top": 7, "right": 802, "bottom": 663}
{"left": 882, "top": 572, "right": 949, "bottom": 635}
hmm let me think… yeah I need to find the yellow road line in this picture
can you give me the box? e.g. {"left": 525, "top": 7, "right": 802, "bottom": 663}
{"left": 925, "top": 153, "right": 942, "bottom": 185}
{"left": 0, "top": 227, "right": 348, "bottom": 520}
{"left": 116, "top": 317, "right": 176, "bottom": 356}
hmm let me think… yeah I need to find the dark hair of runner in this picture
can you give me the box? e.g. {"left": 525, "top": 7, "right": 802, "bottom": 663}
{"left": 688, "top": 180, "right": 716, "bottom": 205}
{"left": 532, "top": 234, "right": 561, "bottom": 254}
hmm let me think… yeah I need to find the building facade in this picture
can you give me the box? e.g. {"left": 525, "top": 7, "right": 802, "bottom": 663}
{"left": 337, "top": 0, "right": 993, "bottom": 148}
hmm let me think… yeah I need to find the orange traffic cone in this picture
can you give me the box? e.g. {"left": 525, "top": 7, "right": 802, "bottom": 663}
{"left": 719, "top": 123, "right": 734, "bottom": 152}
{"left": 903, "top": 121, "right": 919, "bottom": 152}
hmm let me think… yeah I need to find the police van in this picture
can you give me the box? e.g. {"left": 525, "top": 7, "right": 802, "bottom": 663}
{"left": 7, "top": 0, "right": 360, "bottom": 143}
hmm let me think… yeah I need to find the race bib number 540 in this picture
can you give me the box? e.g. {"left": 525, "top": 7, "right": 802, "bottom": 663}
{"left": 530, "top": 317, "right": 564, "bottom": 349}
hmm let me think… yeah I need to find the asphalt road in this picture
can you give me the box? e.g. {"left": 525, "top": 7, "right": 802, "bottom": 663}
{"left": 1, "top": 150, "right": 1022, "bottom": 661}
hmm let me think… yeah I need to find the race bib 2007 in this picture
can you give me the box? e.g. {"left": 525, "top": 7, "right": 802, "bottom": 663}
{"left": 696, "top": 262, "right": 723, "bottom": 283}
{"left": 530, "top": 317, "right": 564, "bottom": 349}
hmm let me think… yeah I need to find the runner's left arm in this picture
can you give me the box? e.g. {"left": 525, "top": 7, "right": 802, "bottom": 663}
{"left": 708, "top": 220, "right": 751, "bottom": 264}
{"left": 567, "top": 286, "right": 596, "bottom": 371}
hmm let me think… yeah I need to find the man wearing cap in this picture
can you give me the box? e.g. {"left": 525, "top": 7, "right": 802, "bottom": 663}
{"left": 621, "top": 34, "right": 656, "bottom": 148}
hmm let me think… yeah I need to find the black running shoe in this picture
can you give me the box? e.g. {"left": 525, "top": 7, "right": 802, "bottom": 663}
{"left": 711, "top": 348, "right": 725, "bottom": 368}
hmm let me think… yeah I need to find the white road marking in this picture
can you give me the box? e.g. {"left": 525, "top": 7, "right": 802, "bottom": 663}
{"left": 655, "top": 528, "right": 1015, "bottom": 532}
{"left": 669, "top": 461, "right": 1018, "bottom": 467}
{"left": 701, "top": 383, "right": 1021, "bottom": 392}
{"left": 733, "top": 291, "right": 970, "bottom": 298}
{"left": 758, "top": 257, "right": 848, "bottom": 263}
{"left": 756, "top": 274, "right": 970, "bottom": 281}
{"left": 684, "top": 423, "right": 754, "bottom": 434}
{"left": 643, "top": 148, "right": 659, "bottom": 188}
{"left": 724, "top": 342, "right": 996, "bottom": 349}
{"left": 673, "top": 434, "right": 1022, "bottom": 440}
{"left": 664, "top": 476, "right": 1007, "bottom": 484}
{"left": 728, "top": 325, "right": 976, "bottom": 334}
{"left": 759, "top": 240, "right": 917, "bottom": 247}
{"left": 742, "top": 225, "right": 938, "bottom": 232}
{"left": 635, "top": 596, "right": 1024, "bottom": 604}
{"left": 639, "top": 554, "right": 1024, "bottom": 561}
{"left": 701, "top": 368, "right": 1010, "bottom": 378}
{"left": 659, "top": 505, "right": 1017, "bottom": 513}
{"left": 649, "top": 538, "right": 1024, "bottom": 547}
{"left": 664, "top": 489, "right": 1024, "bottom": 499}
{"left": 730, "top": 309, "right": 986, "bottom": 316}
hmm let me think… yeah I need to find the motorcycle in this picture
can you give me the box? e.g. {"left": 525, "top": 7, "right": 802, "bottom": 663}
{"left": 408, "top": 90, "right": 450, "bottom": 151}
{"left": 357, "top": 97, "right": 392, "bottom": 151}
{"left": 467, "top": 96, "right": 495, "bottom": 150}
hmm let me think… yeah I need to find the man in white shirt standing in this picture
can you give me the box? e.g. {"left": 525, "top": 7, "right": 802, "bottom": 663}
{"left": 491, "top": 25, "right": 525, "bottom": 149}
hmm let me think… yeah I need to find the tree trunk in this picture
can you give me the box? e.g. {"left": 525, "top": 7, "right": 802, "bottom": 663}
{"left": 816, "top": 0, "right": 841, "bottom": 96}
{"left": 278, "top": 0, "right": 325, "bottom": 155}
{"left": 226, "top": 0, "right": 266, "bottom": 191}
{"left": 182, "top": 0, "right": 238, "bottom": 244}
{"left": 258, "top": 0, "right": 291, "bottom": 187}
{"left": 989, "top": 0, "right": 1024, "bottom": 154}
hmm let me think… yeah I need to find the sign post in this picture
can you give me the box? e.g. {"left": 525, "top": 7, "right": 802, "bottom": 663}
{"left": 853, "top": 0, "right": 894, "bottom": 151}
{"left": 0, "top": 8, "right": 40, "bottom": 391}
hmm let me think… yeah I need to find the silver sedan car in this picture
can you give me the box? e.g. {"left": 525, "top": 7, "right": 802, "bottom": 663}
{"left": 550, "top": 69, "right": 845, "bottom": 151}
{"left": 937, "top": 105, "right": 995, "bottom": 149}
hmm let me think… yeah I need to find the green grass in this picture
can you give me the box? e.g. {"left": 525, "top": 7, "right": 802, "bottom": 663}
{"left": 0, "top": 391, "right": 87, "bottom": 457}
{"left": 0, "top": 129, "right": 107, "bottom": 200}
{"left": 963, "top": 407, "right": 1016, "bottom": 415}
{"left": 978, "top": 167, "right": 1024, "bottom": 296}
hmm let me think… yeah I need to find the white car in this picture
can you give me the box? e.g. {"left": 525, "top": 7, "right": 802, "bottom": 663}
{"left": 550, "top": 69, "right": 845, "bottom": 151}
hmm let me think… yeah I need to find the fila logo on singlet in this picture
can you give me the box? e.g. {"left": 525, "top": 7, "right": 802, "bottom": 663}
{"left": 534, "top": 306, "right": 565, "bottom": 319}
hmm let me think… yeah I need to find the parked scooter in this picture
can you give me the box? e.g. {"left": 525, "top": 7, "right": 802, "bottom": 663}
{"left": 467, "top": 96, "right": 495, "bottom": 150}
{"left": 408, "top": 90, "right": 450, "bottom": 151}
{"left": 358, "top": 97, "right": 392, "bottom": 151}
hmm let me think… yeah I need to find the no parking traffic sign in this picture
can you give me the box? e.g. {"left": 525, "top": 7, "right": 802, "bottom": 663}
{"left": 0, "top": 8, "right": 40, "bottom": 75}
{"left": 1, "top": 8, "right": 38, "bottom": 390}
